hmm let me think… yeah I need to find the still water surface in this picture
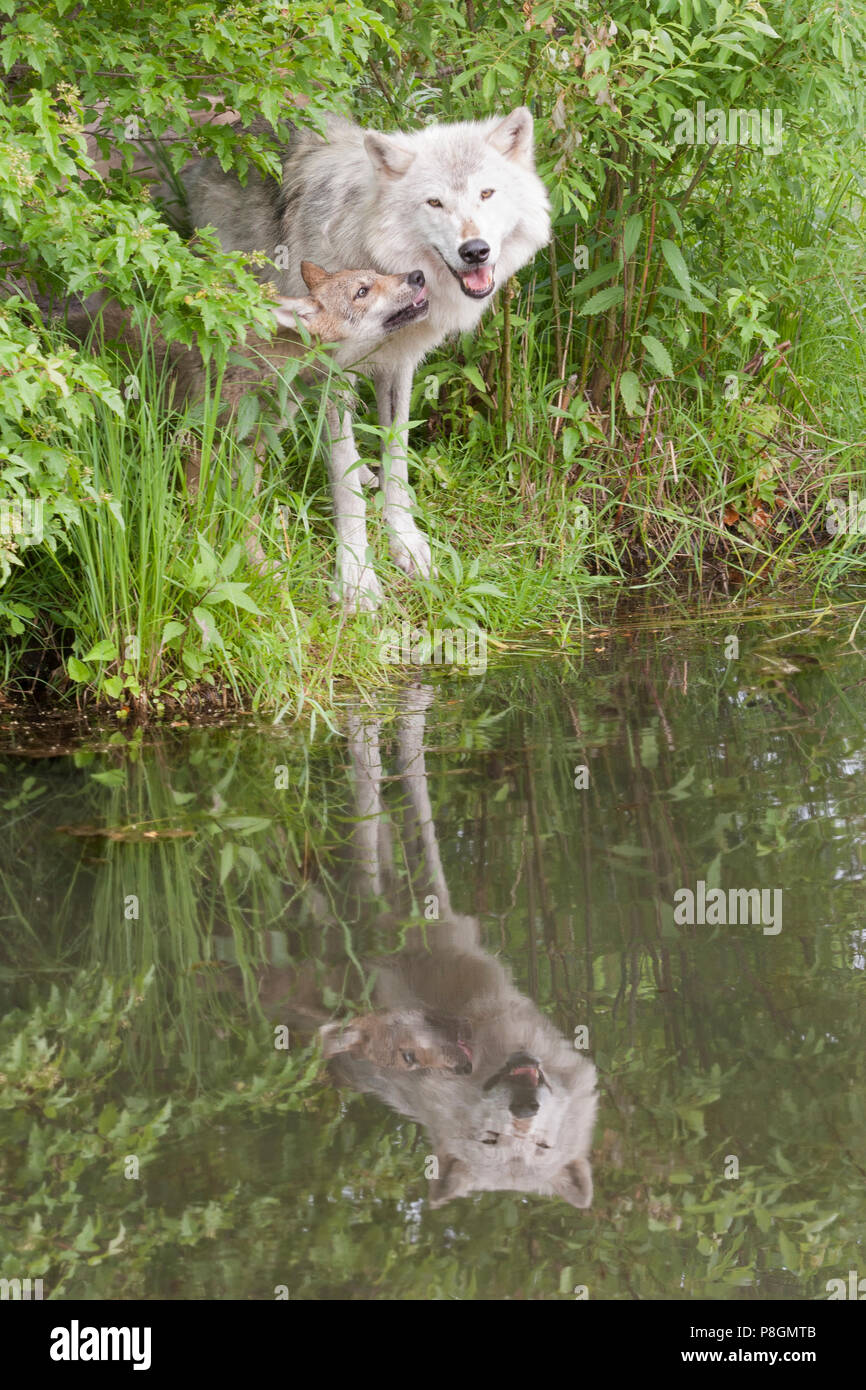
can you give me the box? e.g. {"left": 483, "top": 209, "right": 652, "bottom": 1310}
{"left": 1, "top": 608, "right": 864, "bottom": 1299}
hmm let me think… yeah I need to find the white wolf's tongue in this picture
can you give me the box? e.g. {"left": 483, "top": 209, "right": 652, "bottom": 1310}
{"left": 463, "top": 266, "right": 493, "bottom": 293}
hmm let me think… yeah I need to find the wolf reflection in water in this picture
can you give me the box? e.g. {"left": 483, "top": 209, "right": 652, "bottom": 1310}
{"left": 244, "top": 685, "right": 597, "bottom": 1209}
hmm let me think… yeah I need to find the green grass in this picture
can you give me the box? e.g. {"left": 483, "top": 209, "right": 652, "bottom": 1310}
{"left": 1, "top": 221, "right": 865, "bottom": 719}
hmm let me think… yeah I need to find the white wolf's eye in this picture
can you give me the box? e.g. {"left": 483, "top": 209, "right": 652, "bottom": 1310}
{"left": 480, "top": 188, "right": 495, "bottom": 200}
{"left": 426, "top": 198, "right": 442, "bottom": 208}
{"left": 354, "top": 285, "right": 369, "bottom": 299}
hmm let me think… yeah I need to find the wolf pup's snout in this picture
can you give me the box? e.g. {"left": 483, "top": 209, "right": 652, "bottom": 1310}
{"left": 406, "top": 268, "right": 427, "bottom": 304}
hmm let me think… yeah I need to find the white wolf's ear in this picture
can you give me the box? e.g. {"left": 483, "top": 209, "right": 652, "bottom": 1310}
{"left": 364, "top": 131, "right": 416, "bottom": 179}
{"left": 487, "top": 106, "right": 535, "bottom": 165}
{"left": 300, "top": 261, "right": 330, "bottom": 292}
{"left": 270, "top": 295, "right": 323, "bottom": 332}
{"left": 318, "top": 1021, "right": 364, "bottom": 1058}
{"left": 427, "top": 1155, "right": 471, "bottom": 1208}
{"left": 552, "top": 1157, "right": 594, "bottom": 1209}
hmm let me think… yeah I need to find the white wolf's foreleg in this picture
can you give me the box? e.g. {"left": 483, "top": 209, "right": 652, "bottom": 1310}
{"left": 346, "top": 711, "right": 384, "bottom": 895}
{"left": 395, "top": 685, "right": 481, "bottom": 953}
{"left": 375, "top": 367, "right": 433, "bottom": 580}
{"left": 325, "top": 398, "right": 383, "bottom": 612}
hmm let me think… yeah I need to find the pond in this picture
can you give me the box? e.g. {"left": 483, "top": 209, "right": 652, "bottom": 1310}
{"left": 1, "top": 604, "right": 864, "bottom": 1301}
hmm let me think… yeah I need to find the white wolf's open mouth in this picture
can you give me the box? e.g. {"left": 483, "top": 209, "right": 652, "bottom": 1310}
{"left": 438, "top": 252, "right": 496, "bottom": 299}
{"left": 508, "top": 1064, "right": 541, "bottom": 1085}
{"left": 483, "top": 1053, "right": 549, "bottom": 1092}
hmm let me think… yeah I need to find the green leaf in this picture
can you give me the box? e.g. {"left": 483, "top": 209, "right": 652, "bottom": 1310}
{"left": 462, "top": 364, "right": 488, "bottom": 394}
{"left": 660, "top": 239, "right": 691, "bottom": 293}
{"left": 67, "top": 658, "right": 92, "bottom": 682}
{"left": 623, "top": 213, "right": 643, "bottom": 260}
{"left": 579, "top": 285, "right": 624, "bottom": 317}
{"left": 465, "top": 581, "right": 507, "bottom": 599}
{"left": 161, "top": 621, "right": 186, "bottom": 646}
{"left": 233, "top": 392, "right": 260, "bottom": 442}
{"left": 91, "top": 768, "right": 126, "bottom": 787}
{"left": 562, "top": 427, "right": 582, "bottom": 464}
{"left": 218, "top": 816, "right": 271, "bottom": 834}
{"left": 82, "top": 639, "right": 119, "bottom": 662}
{"left": 574, "top": 261, "right": 619, "bottom": 295}
{"left": 192, "top": 606, "right": 220, "bottom": 648}
{"left": 641, "top": 334, "right": 674, "bottom": 378}
{"left": 206, "top": 582, "right": 263, "bottom": 615}
{"left": 618, "top": 371, "right": 642, "bottom": 416}
{"left": 778, "top": 1230, "right": 799, "bottom": 1270}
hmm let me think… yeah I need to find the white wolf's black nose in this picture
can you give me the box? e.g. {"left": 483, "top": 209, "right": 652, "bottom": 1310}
{"left": 406, "top": 269, "right": 425, "bottom": 288}
{"left": 459, "top": 239, "right": 490, "bottom": 265}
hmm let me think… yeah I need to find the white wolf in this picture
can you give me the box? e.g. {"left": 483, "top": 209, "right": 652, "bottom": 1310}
{"left": 339, "top": 692, "right": 597, "bottom": 1208}
{"left": 183, "top": 109, "right": 551, "bottom": 609}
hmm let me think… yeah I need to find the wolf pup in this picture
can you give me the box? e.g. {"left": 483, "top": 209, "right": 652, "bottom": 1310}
{"left": 319, "top": 1010, "right": 472, "bottom": 1074}
{"left": 182, "top": 109, "right": 551, "bottom": 609}
{"left": 62, "top": 262, "right": 428, "bottom": 575}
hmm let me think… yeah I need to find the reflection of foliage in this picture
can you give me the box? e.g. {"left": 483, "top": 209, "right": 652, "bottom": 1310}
{"left": 2, "top": 965, "right": 862, "bottom": 1300}
{"left": 0, "top": 973, "right": 329, "bottom": 1298}
{"left": 1, "top": 615, "right": 865, "bottom": 1298}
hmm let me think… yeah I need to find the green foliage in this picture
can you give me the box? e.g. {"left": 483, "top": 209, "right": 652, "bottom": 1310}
{"left": 0, "top": 0, "right": 392, "bottom": 590}
{"left": 1, "top": 1, "right": 865, "bottom": 708}
{"left": 346, "top": 1, "right": 865, "bottom": 400}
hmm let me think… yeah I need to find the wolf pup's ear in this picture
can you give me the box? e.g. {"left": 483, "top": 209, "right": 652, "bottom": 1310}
{"left": 300, "top": 261, "right": 330, "bottom": 292}
{"left": 427, "top": 1154, "right": 471, "bottom": 1208}
{"left": 487, "top": 106, "right": 535, "bottom": 165}
{"left": 364, "top": 131, "right": 415, "bottom": 179}
{"left": 270, "top": 295, "right": 323, "bottom": 332}
{"left": 318, "top": 1020, "right": 364, "bottom": 1058}
{"left": 552, "top": 1157, "right": 594, "bottom": 1209}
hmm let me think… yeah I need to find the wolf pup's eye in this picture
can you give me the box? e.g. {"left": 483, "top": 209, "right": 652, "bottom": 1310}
{"left": 426, "top": 198, "right": 442, "bottom": 208}
{"left": 354, "top": 285, "right": 369, "bottom": 299}
{"left": 480, "top": 188, "right": 495, "bottom": 199}
{"left": 400, "top": 1050, "right": 418, "bottom": 1066}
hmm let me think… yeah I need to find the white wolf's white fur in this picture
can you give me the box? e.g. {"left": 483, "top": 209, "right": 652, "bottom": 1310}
{"left": 183, "top": 109, "right": 551, "bottom": 609}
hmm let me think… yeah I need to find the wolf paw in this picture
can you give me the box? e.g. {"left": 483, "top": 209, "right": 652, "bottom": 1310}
{"left": 330, "top": 554, "right": 383, "bottom": 613}
{"left": 386, "top": 521, "right": 434, "bottom": 580}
